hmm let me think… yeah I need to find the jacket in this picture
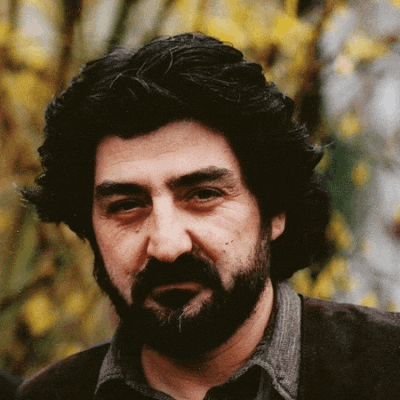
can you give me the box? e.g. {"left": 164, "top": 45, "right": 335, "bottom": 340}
{"left": 0, "top": 369, "right": 22, "bottom": 400}
{"left": 17, "top": 296, "right": 400, "bottom": 399}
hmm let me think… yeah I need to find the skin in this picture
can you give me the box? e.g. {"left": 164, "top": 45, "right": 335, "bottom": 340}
{"left": 92, "top": 120, "right": 286, "bottom": 400}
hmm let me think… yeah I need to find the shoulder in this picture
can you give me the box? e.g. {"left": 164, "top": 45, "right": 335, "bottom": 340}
{"left": 302, "top": 295, "right": 400, "bottom": 345}
{"left": 300, "top": 296, "right": 400, "bottom": 400}
{"left": 301, "top": 295, "right": 400, "bottom": 365}
{"left": 0, "top": 369, "right": 22, "bottom": 400}
{"left": 303, "top": 295, "right": 400, "bottom": 328}
{"left": 17, "top": 341, "right": 110, "bottom": 400}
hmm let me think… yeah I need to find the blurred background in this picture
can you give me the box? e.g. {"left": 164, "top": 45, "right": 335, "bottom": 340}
{"left": 1, "top": 0, "right": 400, "bottom": 377}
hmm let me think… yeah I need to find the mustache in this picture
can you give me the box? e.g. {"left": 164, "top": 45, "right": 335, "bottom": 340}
{"left": 131, "top": 253, "right": 222, "bottom": 303}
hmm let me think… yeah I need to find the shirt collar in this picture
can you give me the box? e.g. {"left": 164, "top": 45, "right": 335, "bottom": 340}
{"left": 253, "top": 281, "right": 301, "bottom": 399}
{"left": 95, "top": 282, "right": 301, "bottom": 400}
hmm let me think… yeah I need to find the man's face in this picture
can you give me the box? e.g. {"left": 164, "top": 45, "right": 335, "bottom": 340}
{"left": 92, "top": 120, "right": 284, "bottom": 358}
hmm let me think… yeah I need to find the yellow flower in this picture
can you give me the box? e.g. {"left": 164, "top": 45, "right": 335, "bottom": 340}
{"left": 272, "top": 14, "right": 298, "bottom": 39}
{"left": 338, "top": 113, "right": 361, "bottom": 139}
{"left": 2, "top": 69, "right": 53, "bottom": 113}
{"left": 344, "top": 32, "right": 388, "bottom": 62}
{"left": 0, "top": 21, "right": 11, "bottom": 46}
{"left": 244, "top": 11, "right": 271, "bottom": 51}
{"left": 0, "top": 210, "right": 12, "bottom": 232}
{"left": 63, "top": 291, "right": 87, "bottom": 317}
{"left": 290, "top": 268, "right": 313, "bottom": 296}
{"left": 270, "top": 13, "right": 313, "bottom": 57}
{"left": 176, "top": 0, "right": 198, "bottom": 30}
{"left": 387, "top": 300, "right": 397, "bottom": 312}
{"left": 227, "top": 0, "right": 251, "bottom": 27}
{"left": 23, "top": 292, "right": 58, "bottom": 336}
{"left": 326, "top": 211, "right": 353, "bottom": 251}
{"left": 312, "top": 269, "right": 336, "bottom": 299}
{"left": 327, "top": 257, "right": 348, "bottom": 277}
{"left": 351, "top": 161, "right": 370, "bottom": 189}
{"left": 359, "top": 291, "right": 379, "bottom": 308}
{"left": 285, "top": 0, "right": 299, "bottom": 18}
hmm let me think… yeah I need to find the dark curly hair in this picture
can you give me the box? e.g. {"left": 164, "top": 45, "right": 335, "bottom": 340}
{"left": 24, "top": 32, "right": 330, "bottom": 281}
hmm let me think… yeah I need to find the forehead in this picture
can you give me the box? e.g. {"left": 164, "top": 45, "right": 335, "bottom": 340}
{"left": 94, "top": 120, "right": 243, "bottom": 184}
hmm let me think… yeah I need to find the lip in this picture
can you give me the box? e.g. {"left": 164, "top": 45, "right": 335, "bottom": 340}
{"left": 148, "top": 283, "right": 203, "bottom": 309}
{"left": 152, "top": 282, "right": 203, "bottom": 295}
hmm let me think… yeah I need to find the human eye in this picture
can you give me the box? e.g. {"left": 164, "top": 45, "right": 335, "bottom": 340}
{"left": 107, "top": 198, "right": 146, "bottom": 214}
{"left": 186, "top": 187, "right": 225, "bottom": 205}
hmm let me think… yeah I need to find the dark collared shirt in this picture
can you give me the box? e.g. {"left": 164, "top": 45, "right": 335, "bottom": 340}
{"left": 95, "top": 282, "right": 301, "bottom": 400}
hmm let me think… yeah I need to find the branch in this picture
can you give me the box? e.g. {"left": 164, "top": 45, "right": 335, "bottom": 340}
{"left": 55, "top": 0, "right": 83, "bottom": 95}
{"left": 285, "top": 0, "right": 298, "bottom": 18}
{"left": 107, "top": 0, "right": 139, "bottom": 52}
{"left": 293, "top": 0, "right": 336, "bottom": 126}
{"left": 193, "top": 0, "right": 209, "bottom": 33}
{"left": 0, "top": 276, "right": 54, "bottom": 313}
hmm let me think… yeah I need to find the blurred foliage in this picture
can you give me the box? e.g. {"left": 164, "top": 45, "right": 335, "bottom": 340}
{"left": 0, "top": 0, "right": 400, "bottom": 377}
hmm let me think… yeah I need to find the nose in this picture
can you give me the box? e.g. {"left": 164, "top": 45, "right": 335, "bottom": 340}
{"left": 146, "top": 197, "right": 193, "bottom": 262}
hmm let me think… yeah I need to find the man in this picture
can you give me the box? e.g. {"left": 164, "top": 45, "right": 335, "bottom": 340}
{"left": 18, "top": 33, "right": 400, "bottom": 400}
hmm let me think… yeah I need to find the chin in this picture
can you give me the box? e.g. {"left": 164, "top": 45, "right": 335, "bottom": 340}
{"left": 97, "top": 238, "right": 271, "bottom": 359}
{"left": 120, "top": 268, "right": 267, "bottom": 360}
{"left": 144, "top": 287, "right": 214, "bottom": 321}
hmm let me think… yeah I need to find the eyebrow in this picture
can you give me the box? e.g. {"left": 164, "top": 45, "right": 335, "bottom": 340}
{"left": 94, "top": 182, "right": 146, "bottom": 200}
{"left": 94, "top": 167, "right": 235, "bottom": 200}
{"left": 168, "top": 167, "right": 235, "bottom": 188}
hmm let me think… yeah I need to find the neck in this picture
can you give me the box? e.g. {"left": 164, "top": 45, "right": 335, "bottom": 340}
{"left": 141, "top": 279, "right": 274, "bottom": 400}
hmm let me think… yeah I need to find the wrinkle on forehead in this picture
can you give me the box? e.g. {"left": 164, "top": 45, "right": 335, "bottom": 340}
{"left": 94, "top": 120, "right": 244, "bottom": 187}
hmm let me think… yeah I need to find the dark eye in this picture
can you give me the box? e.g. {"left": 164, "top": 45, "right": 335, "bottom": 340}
{"left": 190, "top": 188, "right": 224, "bottom": 201}
{"left": 107, "top": 199, "right": 144, "bottom": 214}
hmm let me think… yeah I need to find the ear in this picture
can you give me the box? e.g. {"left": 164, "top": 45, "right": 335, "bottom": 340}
{"left": 270, "top": 212, "right": 286, "bottom": 241}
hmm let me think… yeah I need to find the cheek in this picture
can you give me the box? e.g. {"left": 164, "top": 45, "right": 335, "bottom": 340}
{"left": 216, "top": 202, "right": 261, "bottom": 246}
{"left": 196, "top": 204, "right": 261, "bottom": 280}
{"left": 94, "top": 217, "right": 138, "bottom": 264}
{"left": 93, "top": 223, "right": 145, "bottom": 300}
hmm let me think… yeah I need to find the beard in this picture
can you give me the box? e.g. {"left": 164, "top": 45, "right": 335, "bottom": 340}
{"left": 93, "top": 234, "right": 271, "bottom": 360}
